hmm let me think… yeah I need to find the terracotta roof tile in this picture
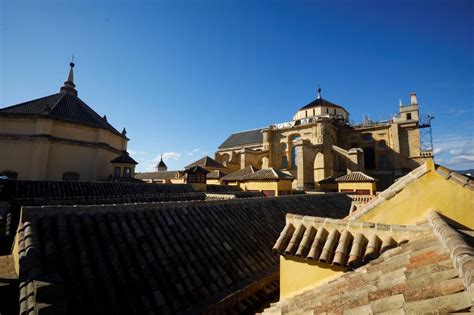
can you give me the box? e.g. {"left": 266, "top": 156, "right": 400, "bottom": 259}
{"left": 335, "top": 172, "right": 377, "bottom": 183}
{"left": 184, "top": 156, "right": 226, "bottom": 170}
{"left": 15, "top": 194, "right": 353, "bottom": 314}
{"left": 0, "top": 93, "right": 125, "bottom": 138}
{"left": 273, "top": 215, "right": 430, "bottom": 267}
{"left": 243, "top": 168, "right": 294, "bottom": 181}
{"left": 220, "top": 165, "right": 259, "bottom": 181}
{"left": 263, "top": 211, "right": 474, "bottom": 314}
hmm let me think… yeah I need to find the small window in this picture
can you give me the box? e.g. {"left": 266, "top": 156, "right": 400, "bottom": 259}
{"left": 124, "top": 167, "right": 132, "bottom": 178}
{"left": 62, "top": 172, "right": 80, "bottom": 181}
{"left": 313, "top": 109, "right": 315, "bottom": 116}
{"left": 407, "top": 113, "right": 412, "bottom": 120}
{"left": 114, "top": 167, "right": 121, "bottom": 178}
{"left": 1, "top": 170, "right": 18, "bottom": 179}
{"left": 334, "top": 108, "right": 336, "bottom": 115}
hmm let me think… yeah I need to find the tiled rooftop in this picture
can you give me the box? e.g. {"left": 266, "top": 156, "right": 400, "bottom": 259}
{"left": 263, "top": 211, "right": 474, "bottom": 314}
{"left": 336, "top": 171, "right": 377, "bottom": 183}
{"left": 221, "top": 165, "right": 259, "bottom": 181}
{"left": 16, "top": 194, "right": 352, "bottom": 314}
{"left": 135, "top": 170, "right": 184, "bottom": 180}
{"left": 206, "top": 169, "right": 227, "bottom": 179}
{"left": 243, "top": 168, "right": 294, "bottom": 181}
{"left": 273, "top": 214, "right": 429, "bottom": 267}
{"left": 218, "top": 129, "right": 264, "bottom": 150}
{"left": 0, "top": 93, "right": 125, "bottom": 137}
{"left": 184, "top": 155, "right": 226, "bottom": 170}
{"left": 2, "top": 179, "right": 195, "bottom": 200}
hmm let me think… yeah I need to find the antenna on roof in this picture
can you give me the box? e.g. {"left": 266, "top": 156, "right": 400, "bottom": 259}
{"left": 71, "top": 53, "right": 75, "bottom": 63}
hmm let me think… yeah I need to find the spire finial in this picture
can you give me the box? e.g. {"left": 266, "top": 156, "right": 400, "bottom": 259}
{"left": 60, "top": 59, "right": 78, "bottom": 96}
{"left": 399, "top": 98, "right": 403, "bottom": 107}
{"left": 317, "top": 84, "right": 321, "bottom": 99}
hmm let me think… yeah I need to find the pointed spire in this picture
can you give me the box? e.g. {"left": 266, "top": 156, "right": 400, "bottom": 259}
{"left": 122, "top": 127, "right": 127, "bottom": 136}
{"left": 103, "top": 115, "right": 107, "bottom": 121}
{"left": 317, "top": 85, "right": 322, "bottom": 99}
{"left": 60, "top": 59, "right": 78, "bottom": 96}
{"left": 399, "top": 98, "right": 403, "bottom": 107}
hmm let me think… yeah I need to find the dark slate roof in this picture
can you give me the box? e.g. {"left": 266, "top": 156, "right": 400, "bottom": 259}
{"left": 185, "top": 156, "right": 226, "bottom": 170}
{"left": 135, "top": 171, "right": 184, "bottom": 180}
{"left": 335, "top": 171, "right": 377, "bottom": 183}
{"left": 0, "top": 93, "right": 125, "bottom": 137}
{"left": 299, "top": 97, "right": 347, "bottom": 112}
{"left": 218, "top": 129, "right": 264, "bottom": 150}
{"left": 220, "top": 165, "right": 259, "bottom": 181}
{"left": 2, "top": 179, "right": 195, "bottom": 200}
{"left": 110, "top": 152, "right": 138, "bottom": 165}
{"left": 264, "top": 211, "right": 474, "bottom": 314}
{"left": 16, "top": 194, "right": 353, "bottom": 314}
{"left": 158, "top": 159, "right": 167, "bottom": 168}
{"left": 243, "top": 168, "right": 294, "bottom": 181}
{"left": 183, "top": 165, "right": 210, "bottom": 174}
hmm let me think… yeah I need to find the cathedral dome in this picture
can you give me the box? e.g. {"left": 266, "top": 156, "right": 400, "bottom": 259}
{"left": 293, "top": 88, "right": 349, "bottom": 121}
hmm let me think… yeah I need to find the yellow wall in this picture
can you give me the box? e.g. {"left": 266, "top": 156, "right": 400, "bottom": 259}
{"left": 243, "top": 180, "right": 293, "bottom": 196}
{"left": 206, "top": 179, "right": 221, "bottom": 185}
{"left": 358, "top": 170, "right": 474, "bottom": 229}
{"left": 0, "top": 116, "right": 127, "bottom": 180}
{"left": 338, "top": 182, "right": 376, "bottom": 195}
{"left": 280, "top": 256, "right": 345, "bottom": 298}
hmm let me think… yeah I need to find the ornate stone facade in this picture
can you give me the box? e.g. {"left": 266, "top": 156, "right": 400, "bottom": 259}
{"left": 216, "top": 90, "right": 432, "bottom": 190}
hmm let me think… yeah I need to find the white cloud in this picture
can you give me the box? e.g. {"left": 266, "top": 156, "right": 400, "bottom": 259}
{"left": 154, "top": 152, "right": 181, "bottom": 162}
{"left": 433, "top": 147, "right": 443, "bottom": 155}
{"left": 187, "top": 148, "right": 201, "bottom": 155}
{"left": 452, "top": 154, "right": 474, "bottom": 163}
{"left": 128, "top": 149, "right": 148, "bottom": 156}
{"left": 449, "top": 149, "right": 462, "bottom": 155}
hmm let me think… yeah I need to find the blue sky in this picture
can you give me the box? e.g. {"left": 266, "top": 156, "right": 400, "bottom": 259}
{"left": 1, "top": 0, "right": 473, "bottom": 171}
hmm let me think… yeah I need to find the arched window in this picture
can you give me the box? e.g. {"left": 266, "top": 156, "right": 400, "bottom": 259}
{"left": 0, "top": 170, "right": 18, "bottom": 179}
{"left": 62, "top": 172, "right": 80, "bottom": 181}
{"left": 289, "top": 134, "right": 301, "bottom": 169}
{"left": 291, "top": 146, "right": 298, "bottom": 168}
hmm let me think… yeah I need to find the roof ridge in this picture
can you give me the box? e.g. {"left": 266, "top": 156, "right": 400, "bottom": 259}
{"left": 345, "top": 163, "right": 429, "bottom": 220}
{"left": 435, "top": 165, "right": 474, "bottom": 190}
{"left": 428, "top": 211, "right": 474, "bottom": 290}
{"left": 50, "top": 92, "right": 66, "bottom": 110}
{"left": 285, "top": 213, "right": 429, "bottom": 232}
{"left": 0, "top": 93, "right": 62, "bottom": 111}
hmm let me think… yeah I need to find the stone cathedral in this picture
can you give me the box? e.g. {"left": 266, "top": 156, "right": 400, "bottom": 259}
{"left": 215, "top": 89, "right": 432, "bottom": 190}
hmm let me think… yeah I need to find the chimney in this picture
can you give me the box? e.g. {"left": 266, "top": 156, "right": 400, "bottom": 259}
{"left": 410, "top": 92, "right": 418, "bottom": 105}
